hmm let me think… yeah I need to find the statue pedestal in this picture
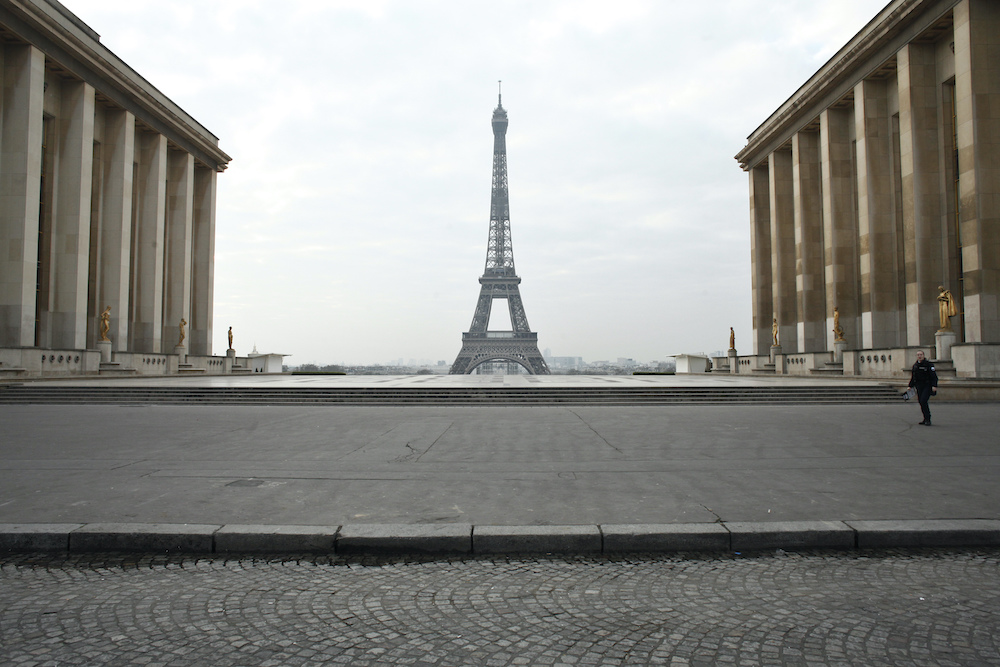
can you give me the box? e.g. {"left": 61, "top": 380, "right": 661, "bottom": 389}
{"left": 174, "top": 344, "right": 187, "bottom": 364}
{"left": 833, "top": 340, "right": 847, "bottom": 364}
{"left": 728, "top": 348, "right": 738, "bottom": 374}
{"left": 97, "top": 340, "right": 112, "bottom": 363}
{"left": 935, "top": 330, "right": 957, "bottom": 361}
{"left": 768, "top": 345, "right": 784, "bottom": 374}
{"left": 227, "top": 348, "right": 236, "bottom": 359}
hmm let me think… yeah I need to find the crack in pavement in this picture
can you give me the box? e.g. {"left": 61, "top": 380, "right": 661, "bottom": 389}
{"left": 568, "top": 409, "right": 625, "bottom": 455}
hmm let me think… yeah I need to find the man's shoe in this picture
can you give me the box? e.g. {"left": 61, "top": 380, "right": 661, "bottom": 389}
{"left": 919, "top": 420, "right": 927, "bottom": 425}
{"left": 924, "top": 421, "right": 932, "bottom": 426}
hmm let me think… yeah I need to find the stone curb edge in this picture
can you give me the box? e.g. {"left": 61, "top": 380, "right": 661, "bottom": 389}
{"left": 1, "top": 520, "right": 998, "bottom": 556}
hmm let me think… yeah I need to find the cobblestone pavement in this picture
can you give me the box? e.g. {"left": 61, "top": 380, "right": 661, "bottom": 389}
{"left": 2, "top": 549, "right": 999, "bottom": 666}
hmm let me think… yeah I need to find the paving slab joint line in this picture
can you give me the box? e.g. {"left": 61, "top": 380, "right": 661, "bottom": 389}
{"left": 2, "top": 520, "right": 1000, "bottom": 555}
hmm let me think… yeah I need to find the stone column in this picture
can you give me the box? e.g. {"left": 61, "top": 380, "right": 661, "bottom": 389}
{"left": 131, "top": 131, "right": 167, "bottom": 353}
{"left": 162, "top": 150, "right": 193, "bottom": 351}
{"left": 820, "top": 107, "right": 860, "bottom": 349}
{"left": 855, "top": 77, "right": 903, "bottom": 349}
{"left": 769, "top": 147, "right": 797, "bottom": 352}
{"left": 0, "top": 45, "right": 44, "bottom": 348}
{"left": 749, "top": 164, "right": 773, "bottom": 356}
{"left": 897, "top": 41, "right": 943, "bottom": 347}
{"left": 94, "top": 109, "right": 135, "bottom": 351}
{"left": 954, "top": 0, "right": 1000, "bottom": 343}
{"left": 189, "top": 166, "right": 216, "bottom": 356}
{"left": 792, "top": 130, "right": 826, "bottom": 352}
{"left": 50, "top": 80, "right": 96, "bottom": 351}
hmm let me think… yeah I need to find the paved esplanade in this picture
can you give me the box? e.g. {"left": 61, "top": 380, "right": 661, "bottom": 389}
{"left": 2, "top": 375, "right": 1000, "bottom": 665}
{"left": 3, "top": 549, "right": 999, "bottom": 666}
{"left": 0, "top": 375, "right": 998, "bottom": 527}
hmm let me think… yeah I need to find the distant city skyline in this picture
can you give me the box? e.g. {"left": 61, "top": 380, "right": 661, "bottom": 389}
{"left": 71, "top": 0, "right": 891, "bottom": 367}
{"left": 293, "top": 348, "right": 716, "bottom": 371}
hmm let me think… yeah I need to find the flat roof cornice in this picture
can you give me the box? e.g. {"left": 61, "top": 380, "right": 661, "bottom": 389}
{"left": 1, "top": 0, "right": 231, "bottom": 171}
{"left": 734, "top": 0, "right": 956, "bottom": 171}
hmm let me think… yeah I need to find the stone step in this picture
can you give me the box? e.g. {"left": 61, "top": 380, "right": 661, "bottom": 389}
{"left": 810, "top": 364, "right": 845, "bottom": 376}
{"left": 0, "top": 385, "right": 902, "bottom": 406}
{"left": 98, "top": 362, "right": 138, "bottom": 377}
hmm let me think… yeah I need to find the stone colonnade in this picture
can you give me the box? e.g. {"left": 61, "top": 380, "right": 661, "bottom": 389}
{"left": 737, "top": 0, "right": 1000, "bottom": 369}
{"left": 0, "top": 2, "right": 228, "bottom": 367}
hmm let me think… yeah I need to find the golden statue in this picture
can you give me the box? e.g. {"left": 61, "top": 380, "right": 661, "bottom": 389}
{"left": 228, "top": 326, "right": 234, "bottom": 350}
{"left": 729, "top": 327, "right": 735, "bottom": 350}
{"left": 772, "top": 317, "right": 779, "bottom": 347}
{"left": 833, "top": 306, "right": 845, "bottom": 342}
{"left": 98, "top": 306, "right": 111, "bottom": 342}
{"left": 178, "top": 318, "right": 187, "bottom": 346}
{"left": 937, "top": 286, "right": 957, "bottom": 331}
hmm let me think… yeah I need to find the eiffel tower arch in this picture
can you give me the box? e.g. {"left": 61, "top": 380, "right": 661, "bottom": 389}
{"left": 450, "top": 89, "right": 549, "bottom": 375}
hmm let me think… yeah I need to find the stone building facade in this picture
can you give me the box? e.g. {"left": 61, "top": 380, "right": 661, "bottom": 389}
{"left": 0, "top": 0, "right": 235, "bottom": 376}
{"left": 735, "top": 0, "right": 1000, "bottom": 379}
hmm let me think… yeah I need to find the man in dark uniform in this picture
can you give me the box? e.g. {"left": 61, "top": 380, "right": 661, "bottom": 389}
{"left": 908, "top": 350, "right": 938, "bottom": 425}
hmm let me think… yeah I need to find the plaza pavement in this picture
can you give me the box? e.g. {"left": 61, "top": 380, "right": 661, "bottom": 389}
{"left": 1, "top": 374, "right": 998, "bottom": 554}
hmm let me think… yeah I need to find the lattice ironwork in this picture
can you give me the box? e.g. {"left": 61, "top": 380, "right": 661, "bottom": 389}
{"left": 450, "top": 90, "right": 549, "bottom": 375}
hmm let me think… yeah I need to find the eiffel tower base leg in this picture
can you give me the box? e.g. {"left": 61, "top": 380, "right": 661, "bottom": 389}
{"left": 450, "top": 335, "right": 549, "bottom": 375}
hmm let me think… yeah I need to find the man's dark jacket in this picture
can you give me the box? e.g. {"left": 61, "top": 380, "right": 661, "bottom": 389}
{"left": 909, "top": 359, "right": 938, "bottom": 388}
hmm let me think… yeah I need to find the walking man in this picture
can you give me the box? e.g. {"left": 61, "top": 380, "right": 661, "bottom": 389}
{"left": 908, "top": 350, "right": 938, "bottom": 426}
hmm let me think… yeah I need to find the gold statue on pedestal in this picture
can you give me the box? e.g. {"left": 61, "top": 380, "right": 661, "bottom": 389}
{"left": 937, "top": 286, "right": 957, "bottom": 331}
{"left": 228, "top": 326, "right": 234, "bottom": 350}
{"left": 772, "top": 317, "right": 779, "bottom": 347}
{"left": 729, "top": 327, "right": 735, "bottom": 350}
{"left": 99, "top": 306, "right": 111, "bottom": 342}
{"left": 178, "top": 318, "right": 187, "bottom": 346}
{"left": 833, "top": 306, "right": 845, "bottom": 342}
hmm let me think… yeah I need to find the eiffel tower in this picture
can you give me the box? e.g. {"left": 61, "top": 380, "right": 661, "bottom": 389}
{"left": 450, "top": 88, "right": 549, "bottom": 375}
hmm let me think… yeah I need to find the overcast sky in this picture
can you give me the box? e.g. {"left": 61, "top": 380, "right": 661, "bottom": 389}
{"left": 72, "top": 0, "right": 890, "bottom": 366}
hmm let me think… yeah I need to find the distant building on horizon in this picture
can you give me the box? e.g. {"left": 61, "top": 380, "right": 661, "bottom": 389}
{"left": 547, "top": 356, "right": 585, "bottom": 371}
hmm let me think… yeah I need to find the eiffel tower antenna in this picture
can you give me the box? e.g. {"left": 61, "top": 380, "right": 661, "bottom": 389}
{"left": 450, "top": 91, "right": 550, "bottom": 375}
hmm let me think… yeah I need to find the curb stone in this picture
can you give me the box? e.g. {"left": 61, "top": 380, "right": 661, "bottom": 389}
{"left": 214, "top": 524, "right": 340, "bottom": 553}
{"left": 2, "top": 520, "right": 999, "bottom": 555}
{"left": 0, "top": 523, "right": 84, "bottom": 552}
{"left": 727, "top": 520, "right": 856, "bottom": 551}
{"left": 336, "top": 523, "right": 473, "bottom": 554}
{"left": 845, "top": 519, "right": 1000, "bottom": 548}
{"left": 474, "top": 525, "right": 602, "bottom": 554}
{"left": 600, "top": 523, "right": 729, "bottom": 552}
{"left": 68, "top": 523, "right": 220, "bottom": 553}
